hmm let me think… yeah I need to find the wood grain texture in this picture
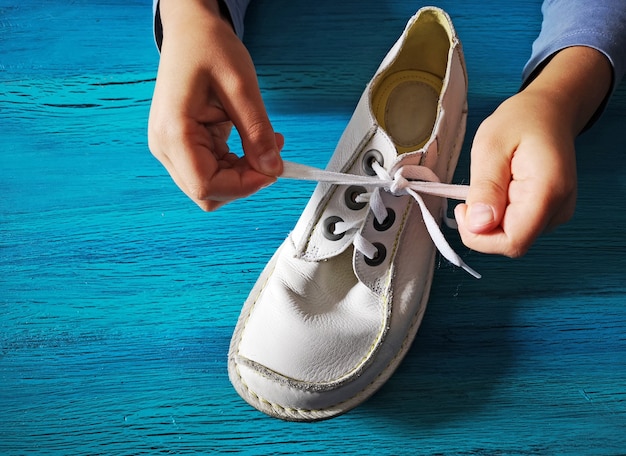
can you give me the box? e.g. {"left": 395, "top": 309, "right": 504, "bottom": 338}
{"left": 1, "top": 0, "right": 625, "bottom": 454}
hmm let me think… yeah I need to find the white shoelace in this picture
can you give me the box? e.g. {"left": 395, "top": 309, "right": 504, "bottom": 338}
{"left": 281, "top": 160, "right": 481, "bottom": 279}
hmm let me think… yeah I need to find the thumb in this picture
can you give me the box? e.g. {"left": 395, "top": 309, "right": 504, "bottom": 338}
{"left": 457, "top": 141, "right": 511, "bottom": 234}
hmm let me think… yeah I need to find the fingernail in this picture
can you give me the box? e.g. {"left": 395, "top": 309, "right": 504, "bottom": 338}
{"left": 260, "top": 180, "right": 275, "bottom": 189}
{"left": 468, "top": 203, "right": 495, "bottom": 229}
{"left": 258, "top": 150, "right": 281, "bottom": 175}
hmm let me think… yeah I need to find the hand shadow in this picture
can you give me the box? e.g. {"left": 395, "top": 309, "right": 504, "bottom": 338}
{"left": 244, "top": 0, "right": 400, "bottom": 115}
{"left": 357, "top": 91, "right": 626, "bottom": 429}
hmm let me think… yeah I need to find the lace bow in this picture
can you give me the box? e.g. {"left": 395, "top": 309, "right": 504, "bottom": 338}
{"left": 281, "top": 160, "right": 481, "bottom": 279}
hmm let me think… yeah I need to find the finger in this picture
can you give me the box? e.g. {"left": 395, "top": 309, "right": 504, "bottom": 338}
{"left": 542, "top": 180, "right": 577, "bottom": 233}
{"left": 215, "top": 50, "right": 283, "bottom": 177}
{"left": 455, "top": 196, "right": 541, "bottom": 258}
{"left": 456, "top": 166, "right": 564, "bottom": 258}
{"left": 166, "top": 150, "right": 276, "bottom": 211}
{"left": 275, "top": 131, "right": 285, "bottom": 151}
{"left": 150, "top": 139, "right": 222, "bottom": 210}
{"left": 460, "top": 120, "right": 516, "bottom": 234}
{"left": 178, "top": 141, "right": 275, "bottom": 204}
{"left": 464, "top": 145, "right": 510, "bottom": 233}
{"left": 152, "top": 121, "right": 275, "bottom": 210}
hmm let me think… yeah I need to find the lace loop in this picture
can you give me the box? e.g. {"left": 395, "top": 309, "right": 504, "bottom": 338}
{"left": 281, "top": 160, "right": 481, "bottom": 279}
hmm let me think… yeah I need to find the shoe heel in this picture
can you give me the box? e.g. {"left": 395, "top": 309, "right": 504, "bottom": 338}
{"left": 370, "top": 9, "right": 455, "bottom": 154}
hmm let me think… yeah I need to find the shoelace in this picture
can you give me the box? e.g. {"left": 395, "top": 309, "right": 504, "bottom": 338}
{"left": 281, "top": 160, "right": 481, "bottom": 279}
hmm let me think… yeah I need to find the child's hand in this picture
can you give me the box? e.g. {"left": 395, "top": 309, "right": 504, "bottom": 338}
{"left": 455, "top": 89, "right": 577, "bottom": 257}
{"left": 148, "top": 0, "right": 283, "bottom": 211}
{"left": 455, "top": 46, "right": 611, "bottom": 256}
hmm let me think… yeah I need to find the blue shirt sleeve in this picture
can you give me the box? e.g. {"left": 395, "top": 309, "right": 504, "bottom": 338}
{"left": 220, "top": 0, "right": 251, "bottom": 39}
{"left": 152, "top": 0, "right": 251, "bottom": 49}
{"left": 523, "top": 0, "right": 626, "bottom": 93}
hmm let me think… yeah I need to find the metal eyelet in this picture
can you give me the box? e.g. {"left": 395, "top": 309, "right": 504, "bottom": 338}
{"left": 322, "top": 216, "right": 345, "bottom": 241}
{"left": 344, "top": 185, "right": 367, "bottom": 211}
{"left": 364, "top": 242, "right": 387, "bottom": 267}
{"left": 362, "top": 149, "right": 384, "bottom": 176}
{"left": 373, "top": 208, "right": 396, "bottom": 231}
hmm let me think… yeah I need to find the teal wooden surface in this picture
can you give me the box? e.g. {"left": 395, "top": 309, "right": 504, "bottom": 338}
{"left": 2, "top": 1, "right": 625, "bottom": 454}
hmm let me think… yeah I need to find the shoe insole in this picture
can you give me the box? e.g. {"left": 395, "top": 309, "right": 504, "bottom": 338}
{"left": 372, "top": 70, "right": 443, "bottom": 154}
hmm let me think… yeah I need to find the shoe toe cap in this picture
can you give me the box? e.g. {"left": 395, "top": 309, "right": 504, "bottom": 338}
{"left": 229, "top": 353, "right": 386, "bottom": 421}
{"left": 228, "top": 356, "right": 344, "bottom": 421}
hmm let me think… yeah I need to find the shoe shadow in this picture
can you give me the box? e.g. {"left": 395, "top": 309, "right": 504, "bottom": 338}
{"left": 243, "top": 0, "right": 626, "bottom": 429}
{"left": 359, "top": 255, "right": 519, "bottom": 429}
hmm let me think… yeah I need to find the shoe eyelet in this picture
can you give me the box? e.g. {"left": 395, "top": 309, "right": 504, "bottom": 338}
{"left": 362, "top": 149, "right": 384, "bottom": 176}
{"left": 344, "top": 185, "right": 367, "bottom": 211}
{"left": 323, "top": 216, "right": 345, "bottom": 241}
{"left": 373, "top": 208, "right": 396, "bottom": 231}
{"left": 364, "top": 242, "right": 387, "bottom": 267}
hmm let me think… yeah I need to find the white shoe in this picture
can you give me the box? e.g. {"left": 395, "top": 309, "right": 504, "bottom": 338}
{"left": 228, "top": 7, "right": 469, "bottom": 421}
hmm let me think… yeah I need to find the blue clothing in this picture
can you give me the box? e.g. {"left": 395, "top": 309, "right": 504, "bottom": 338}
{"left": 152, "top": 0, "right": 250, "bottom": 47}
{"left": 522, "top": 0, "right": 626, "bottom": 116}
{"left": 152, "top": 0, "right": 625, "bottom": 117}
{"left": 220, "top": 0, "right": 251, "bottom": 39}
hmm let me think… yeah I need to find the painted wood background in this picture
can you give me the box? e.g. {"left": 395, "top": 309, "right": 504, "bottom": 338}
{"left": 2, "top": 0, "right": 625, "bottom": 454}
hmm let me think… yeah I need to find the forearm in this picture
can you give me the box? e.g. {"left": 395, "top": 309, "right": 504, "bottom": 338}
{"left": 154, "top": 0, "right": 249, "bottom": 49}
{"left": 522, "top": 46, "right": 612, "bottom": 136}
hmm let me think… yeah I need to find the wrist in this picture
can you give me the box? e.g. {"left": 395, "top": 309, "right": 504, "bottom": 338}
{"left": 159, "top": 0, "right": 234, "bottom": 37}
{"left": 522, "top": 46, "right": 612, "bottom": 135}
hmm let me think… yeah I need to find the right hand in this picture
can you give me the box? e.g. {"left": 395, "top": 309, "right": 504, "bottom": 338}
{"left": 455, "top": 46, "right": 611, "bottom": 257}
{"left": 148, "top": 0, "right": 284, "bottom": 211}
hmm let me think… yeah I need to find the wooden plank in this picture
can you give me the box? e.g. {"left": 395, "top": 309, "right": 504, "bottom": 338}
{"left": 1, "top": 0, "right": 625, "bottom": 454}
